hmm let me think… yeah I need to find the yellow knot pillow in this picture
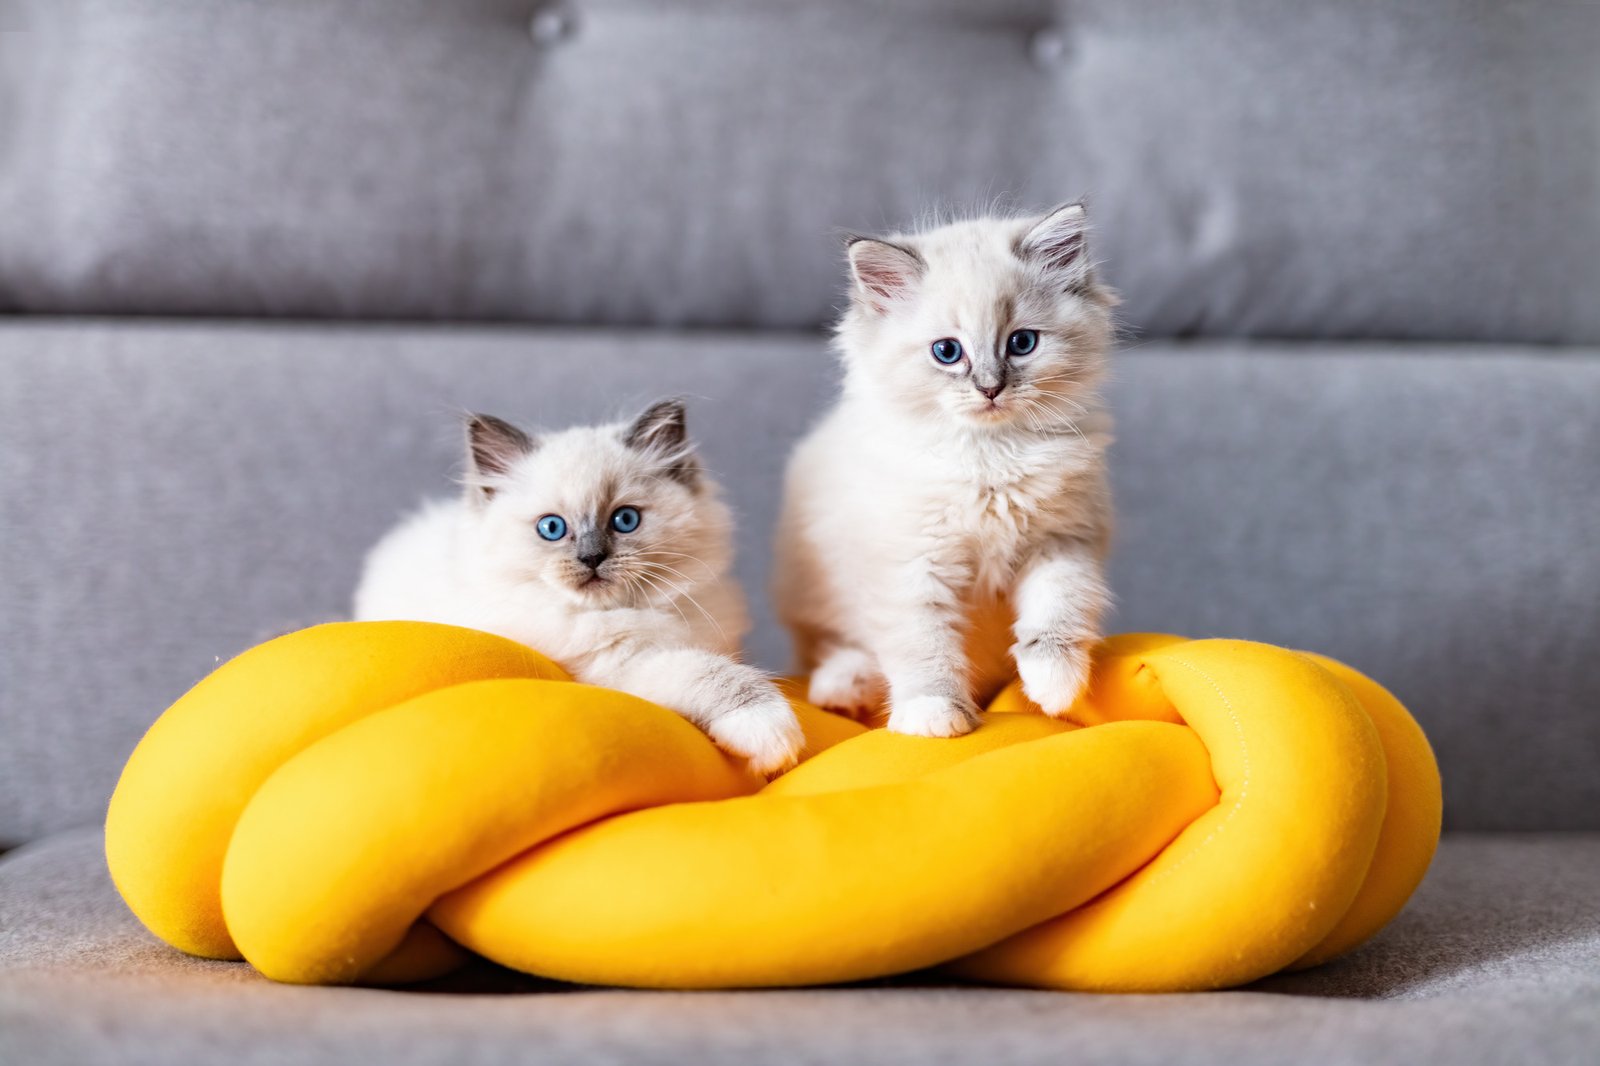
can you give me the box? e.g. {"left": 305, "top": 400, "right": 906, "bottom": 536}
{"left": 104, "top": 622, "right": 1441, "bottom": 991}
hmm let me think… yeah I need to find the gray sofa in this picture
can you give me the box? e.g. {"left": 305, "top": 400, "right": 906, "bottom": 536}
{"left": 2, "top": 2, "right": 1597, "bottom": 1063}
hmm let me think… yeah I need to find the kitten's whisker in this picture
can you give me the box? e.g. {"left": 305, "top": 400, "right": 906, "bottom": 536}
{"left": 1023, "top": 383, "right": 1093, "bottom": 410}
{"left": 641, "top": 567, "right": 727, "bottom": 640}
{"left": 642, "top": 560, "right": 706, "bottom": 587}
{"left": 1016, "top": 398, "right": 1045, "bottom": 435}
{"left": 1028, "top": 393, "right": 1092, "bottom": 420}
{"left": 1022, "top": 387, "right": 1093, "bottom": 409}
{"left": 632, "top": 549, "right": 718, "bottom": 580}
{"left": 632, "top": 570, "right": 697, "bottom": 632}
{"left": 1018, "top": 395, "right": 1064, "bottom": 437}
{"left": 1020, "top": 396, "right": 1093, "bottom": 446}
{"left": 647, "top": 575, "right": 727, "bottom": 641}
{"left": 659, "top": 581, "right": 727, "bottom": 644}
{"left": 631, "top": 551, "right": 712, "bottom": 581}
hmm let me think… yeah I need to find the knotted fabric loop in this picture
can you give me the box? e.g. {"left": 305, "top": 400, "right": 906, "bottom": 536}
{"left": 106, "top": 623, "right": 1441, "bottom": 991}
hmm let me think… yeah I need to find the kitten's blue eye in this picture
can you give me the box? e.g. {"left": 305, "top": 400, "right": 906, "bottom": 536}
{"left": 931, "top": 338, "right": 963, "bottom": 365}
{"left": 536, "top": 515, "right": 567, "bottom": 541}
{"left": 610, "top": 506, "right": 641, "bottom": 534}
{"left": 1007, "top": 329, "right": 1039, "bottom": 356}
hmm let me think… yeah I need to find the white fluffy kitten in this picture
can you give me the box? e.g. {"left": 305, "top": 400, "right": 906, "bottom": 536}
{"left": 355, "top": 400, "right": 804, "bottom": 774}
{"left": 773, "top": 204, "right": 1116, "bottom": 738}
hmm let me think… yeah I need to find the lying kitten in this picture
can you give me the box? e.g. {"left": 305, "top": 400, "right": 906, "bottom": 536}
{"left": 355, "top": 400, "right": 804, "bottom": 774}
{"left": 773, "top": 204, "right": 1116, "bottom": 737}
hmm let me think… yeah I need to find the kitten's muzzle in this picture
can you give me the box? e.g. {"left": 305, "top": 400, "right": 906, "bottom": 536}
{"left": 973, "top": 364, "right": 1009, "bottom": 402}
{"left": 574, "top": 526, "right": 612, "bottom": 574}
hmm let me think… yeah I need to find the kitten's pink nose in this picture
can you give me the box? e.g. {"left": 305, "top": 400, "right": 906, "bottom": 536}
{"left": 976, "top": 382, "right": 1006, "bottom": 400}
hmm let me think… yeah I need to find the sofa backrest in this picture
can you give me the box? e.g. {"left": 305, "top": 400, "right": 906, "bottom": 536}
{"left": 2, "top": 0, "right": 1598, "bottom": 343}
{"left": 3, "top": 322, "right": 1599, "bottom": 846}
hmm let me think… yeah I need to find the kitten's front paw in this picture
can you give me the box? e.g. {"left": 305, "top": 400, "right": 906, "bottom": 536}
{"left": 707, "top": 693, "right": 805, "bottom": 777}
{"left": 1014, "top": 635, "right": 1092, "bottom": 717}
{"left": 887, "top": 694, "right": 981, "bottom": 738}
{"left": 808, "top": 647, "right": 886, "bottom": 723}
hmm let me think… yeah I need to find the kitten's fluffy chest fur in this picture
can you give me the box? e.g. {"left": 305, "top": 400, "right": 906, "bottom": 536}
{"left": 778, "top": 398, "right": 1111, "bottom": 710}
{"left": 836, "top": 397, "right": 1108, "bottom": 591}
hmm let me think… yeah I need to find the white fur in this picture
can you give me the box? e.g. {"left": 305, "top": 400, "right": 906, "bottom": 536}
{"left": 773, "top": 206, "right": 1116, "bottom": 734}
{"left": 355, "top": 405, "right": 803, "bottom": 775}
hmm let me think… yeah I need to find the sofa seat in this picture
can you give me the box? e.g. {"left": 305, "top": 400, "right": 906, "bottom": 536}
{"left": 1, "top": 828, "right": 1597, "bottom": 1065}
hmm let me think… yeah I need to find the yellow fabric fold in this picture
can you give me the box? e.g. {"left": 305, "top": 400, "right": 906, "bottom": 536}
{"left": 105, "top": 621, "right": 1440, "bottom": 991}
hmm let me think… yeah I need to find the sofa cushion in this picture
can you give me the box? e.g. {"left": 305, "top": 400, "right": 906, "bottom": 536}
{"left": 2, "top": 320, "right": 1598, "bottom": 844}
{"left": 2, "top": 828, "right": 1597, "bottom": 1065}
{"left": 2, "top": 0, "right": 1597, "bottom": 343}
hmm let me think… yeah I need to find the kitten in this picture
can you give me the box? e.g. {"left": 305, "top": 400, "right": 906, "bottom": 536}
{"left": 773, "top": 204, "right": 1116, "bottom": 738}
{"left": 354, "top": 400, "right": 804, "bottom": 774}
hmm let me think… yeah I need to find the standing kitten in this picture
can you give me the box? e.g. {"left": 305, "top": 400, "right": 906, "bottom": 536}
{"left": 773, "top": 204, "right": 1116, "bottom": 737}
{"left": 355, "top": 400, "right": 804, "bottom": 774}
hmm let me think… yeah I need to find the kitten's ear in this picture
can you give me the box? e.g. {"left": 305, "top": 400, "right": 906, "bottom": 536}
{"left": 1021, "top": 202, "right": 1093, "bottom": 291}
{"left": 846, "top": 237, "right": 924, "bottom": 313}
{"left": 465, "top": 413, "right": 535, "bottom": 501}
{"left": 624, "top": 398, "right": 688, "bottom": 454}
{"left": 623, "top": 398, "right": 700, "bottom": 487}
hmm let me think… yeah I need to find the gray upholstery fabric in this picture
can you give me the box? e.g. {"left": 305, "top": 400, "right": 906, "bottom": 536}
{"left": 3, "top": 4, "right": 1594, "bottom": 1057}
{"left": 3, "top": 319, "right": 1598, "bottom": 845}
{"left": 1, "top": 0, "right": 1597, "bottom": 342}
{"left": 2, "top": 828, "right": 1597, "bottom": 1065}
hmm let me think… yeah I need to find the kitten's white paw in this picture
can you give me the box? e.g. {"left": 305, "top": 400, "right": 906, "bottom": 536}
{"left": 707, "top": 693, "right": 805, "bottom": 777}
{"left": 1015, "top": 636, "right": 1092, "bottom": 717}
{"left": 808, "top": 647, "right": 886, "bottom": 722}
{"left": 887, "top": 694, "right": 981, "bottom": 738}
